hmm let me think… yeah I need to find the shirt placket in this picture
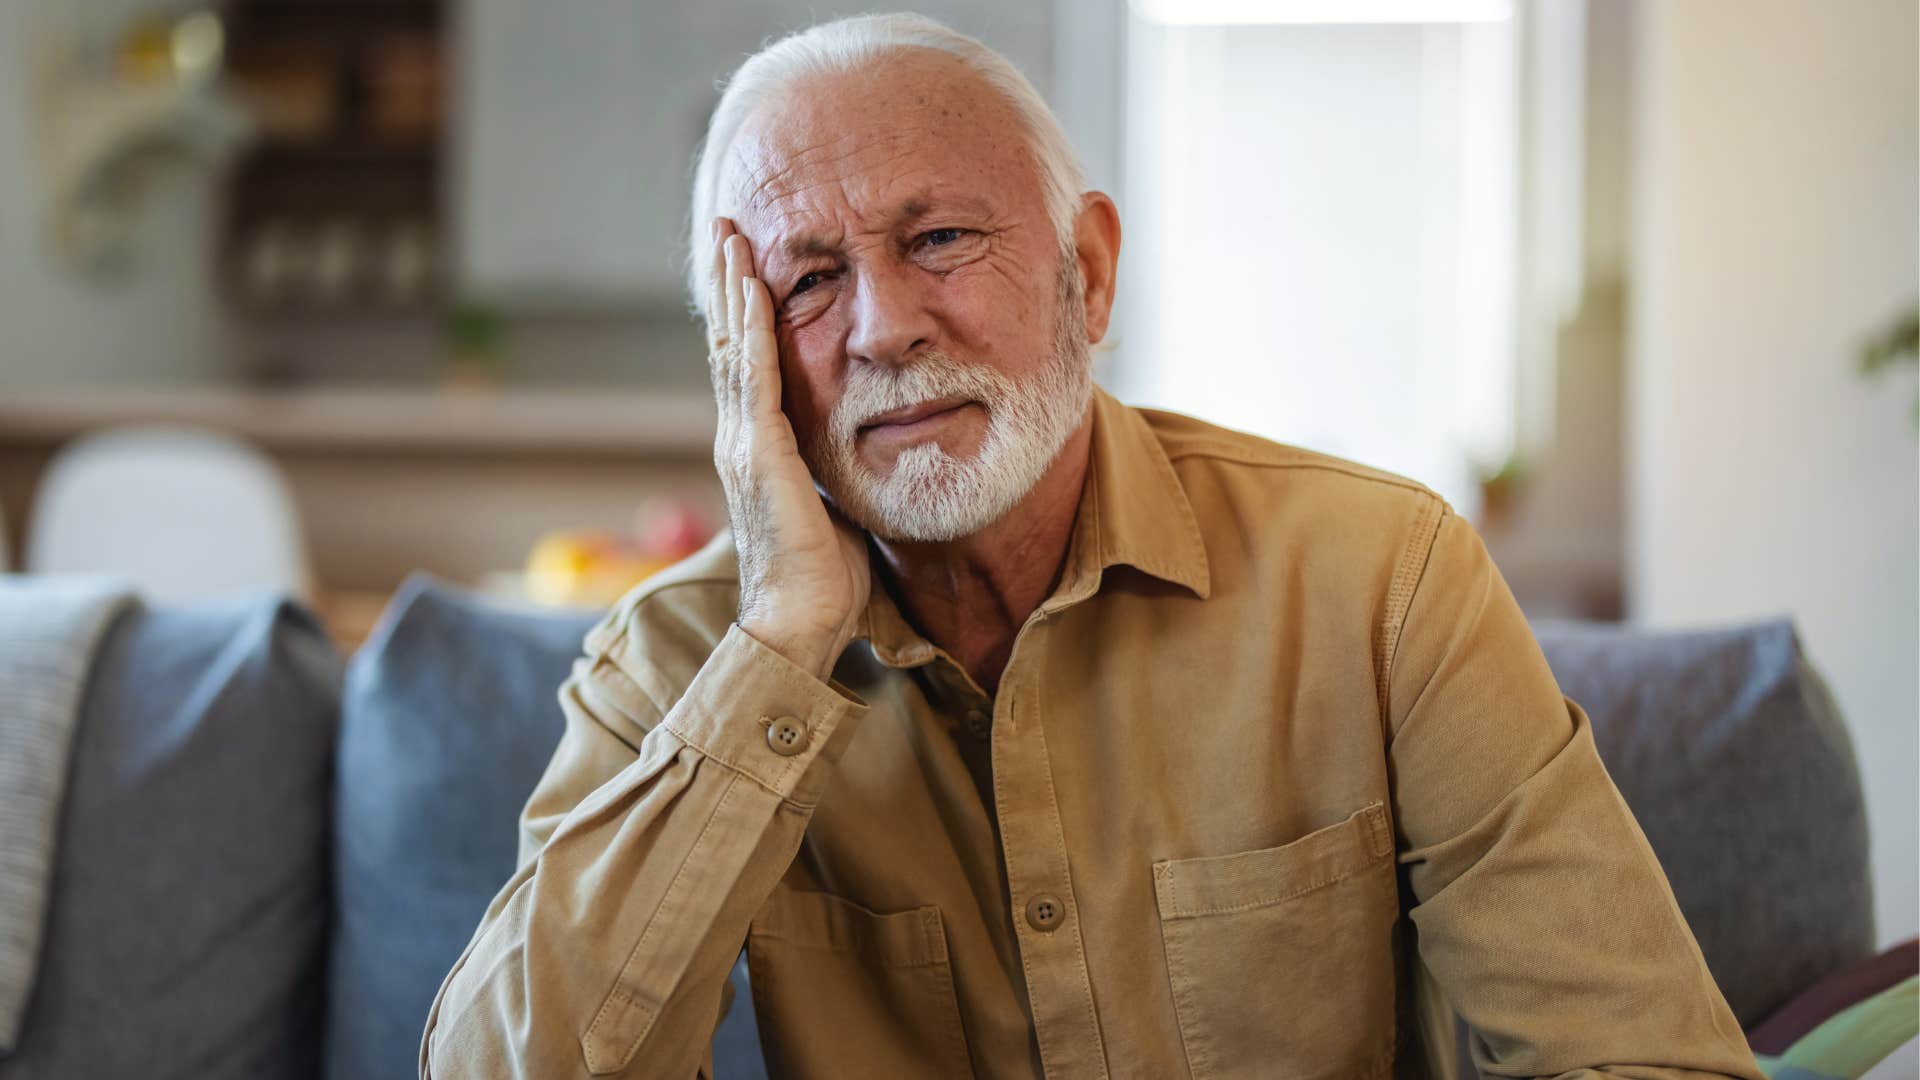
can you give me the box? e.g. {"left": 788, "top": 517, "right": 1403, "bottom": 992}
{"left": 991, "top": 613, "right": 1109, "bottom": 1079}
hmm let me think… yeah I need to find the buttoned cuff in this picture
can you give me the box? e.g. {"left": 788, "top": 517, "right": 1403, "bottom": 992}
{"left": 660, "top": 623, "right": 868, "bottom": 808}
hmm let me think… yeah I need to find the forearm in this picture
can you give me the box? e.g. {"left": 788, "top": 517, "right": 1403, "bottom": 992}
{"left": 1402, "top": 708, "right": 1763, "bottom": 1078}
{"left": 420, "top": 625, "right": 865, "bottom": 1078}
{"left": 1388, "top": 507, "right": 1762, "bottom": 1079}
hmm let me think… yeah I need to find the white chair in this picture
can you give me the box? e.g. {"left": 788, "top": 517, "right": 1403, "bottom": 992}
{"left": 25, "top": 425, "right": 313, "bottom": 604}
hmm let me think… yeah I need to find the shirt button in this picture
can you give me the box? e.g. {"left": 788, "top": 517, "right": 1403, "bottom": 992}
{"left": 964, "top": 708, "right": 992, "bottom": 740}
{"left": 1025, "top": 892, "right": 1065, "bottom": 933}
{"left": 765, "top": 715, "right": 807, "bottom": 756}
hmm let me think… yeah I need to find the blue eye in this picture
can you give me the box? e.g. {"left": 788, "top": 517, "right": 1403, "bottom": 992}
{"left": 924, "top": 228, "right": 965, "bottom": 246}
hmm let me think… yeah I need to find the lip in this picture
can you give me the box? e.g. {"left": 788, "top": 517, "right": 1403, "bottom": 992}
{"left": 858, "top": 397, "right": 974, "bottom": 432}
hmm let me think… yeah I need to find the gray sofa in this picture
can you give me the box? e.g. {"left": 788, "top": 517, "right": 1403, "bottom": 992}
{"left": 0, "top": 574, "right": 1881, "bottom": 1078}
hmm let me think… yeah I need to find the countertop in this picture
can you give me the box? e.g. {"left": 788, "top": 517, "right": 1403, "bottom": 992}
{"left": 0, "top": 385, "right": 717, "bottom": 455}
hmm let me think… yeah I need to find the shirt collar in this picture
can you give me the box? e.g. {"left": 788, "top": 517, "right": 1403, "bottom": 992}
{"left": 857, "top": 385, "right": 1212, "bottom": 667}
{"left": 1073, "top": 385, "right": 1212, "bottom": 602}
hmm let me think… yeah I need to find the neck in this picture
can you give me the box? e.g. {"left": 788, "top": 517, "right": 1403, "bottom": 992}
{"left": 871, "top": 411, "right": 1094, "bottom": 696}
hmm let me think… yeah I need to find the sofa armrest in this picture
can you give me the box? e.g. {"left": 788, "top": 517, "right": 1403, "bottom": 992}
{"left": 1746, "top": 938, "right": 1919, "bottom": 1055}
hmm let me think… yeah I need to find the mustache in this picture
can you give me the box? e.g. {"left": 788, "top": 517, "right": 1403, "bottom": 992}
{"left": 829, "top": 351, "right": 1013, "bottom": 445}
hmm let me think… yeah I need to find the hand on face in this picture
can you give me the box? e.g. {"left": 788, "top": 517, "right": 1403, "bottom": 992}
{"left": 706, "top": 217, "right": 871, "bottom": 681}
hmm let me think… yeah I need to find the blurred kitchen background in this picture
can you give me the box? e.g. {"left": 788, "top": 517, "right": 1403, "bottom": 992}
{"left": 0, "top": 0, "right": 1913, "bottom": 942}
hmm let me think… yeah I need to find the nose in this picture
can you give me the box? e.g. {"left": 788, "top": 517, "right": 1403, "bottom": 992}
{"left": 845, "top": 260, "right": 935, "bottom": 367}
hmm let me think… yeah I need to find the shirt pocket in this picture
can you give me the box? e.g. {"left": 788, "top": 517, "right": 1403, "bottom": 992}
{"left": 747, "top": 888, "right": 975, "bottom": 1080}
{"left": 1151, "top": 802, "right": 1398, "bottom": 1080}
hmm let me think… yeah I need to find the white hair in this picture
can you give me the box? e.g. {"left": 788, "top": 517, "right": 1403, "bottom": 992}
{"left": 684, "top": 11, "right": 1088, "bottom": 311}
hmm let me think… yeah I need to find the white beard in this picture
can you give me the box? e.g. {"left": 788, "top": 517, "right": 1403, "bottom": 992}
{"left": 808, "top": 269, "right": 1093, "bottom": 543}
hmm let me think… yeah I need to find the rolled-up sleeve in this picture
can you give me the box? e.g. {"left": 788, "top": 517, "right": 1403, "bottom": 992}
{"left": 1385, "top": 504, "right": 1764, "bottom": 1079}
{"left": 420, "top": 615, "right": 866, "bottom": 1079}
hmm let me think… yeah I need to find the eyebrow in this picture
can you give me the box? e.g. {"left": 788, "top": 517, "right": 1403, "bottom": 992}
{"left": 778, "top": 233, "right": 842, "bottom": 262}
{"left": 774, "top": 191, "right": 997, "bottom": 261}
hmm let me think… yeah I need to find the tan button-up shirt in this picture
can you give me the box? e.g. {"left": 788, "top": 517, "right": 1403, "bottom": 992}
{"left": 421, "top": 388, "right": 1763, "bottom": 1079}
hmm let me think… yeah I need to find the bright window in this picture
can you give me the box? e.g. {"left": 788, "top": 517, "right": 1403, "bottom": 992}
{"left": 1110, "top": 10, "right": 1519, "bottom": 513}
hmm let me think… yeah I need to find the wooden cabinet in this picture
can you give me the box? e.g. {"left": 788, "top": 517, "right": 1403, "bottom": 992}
{"left": 221, "top": 0, "right": 447, "bottom": 314}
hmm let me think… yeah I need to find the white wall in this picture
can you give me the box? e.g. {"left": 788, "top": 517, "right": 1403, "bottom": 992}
{"left": 1629, "top": 0, "right": 1919, "bottom": 947}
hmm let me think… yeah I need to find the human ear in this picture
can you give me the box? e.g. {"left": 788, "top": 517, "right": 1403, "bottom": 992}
{"left": 1072, "top": 191, "right": 1123, "bottom": 345}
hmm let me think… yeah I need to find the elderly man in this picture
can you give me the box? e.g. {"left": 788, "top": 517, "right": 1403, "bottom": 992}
{"left": 422, "top": 13, "right": 1761, "bottom": 1079}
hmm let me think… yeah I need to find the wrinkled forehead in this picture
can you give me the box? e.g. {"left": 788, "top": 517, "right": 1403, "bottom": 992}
{"left": 715, "top": 52, "right": 1042, "bottom": 249}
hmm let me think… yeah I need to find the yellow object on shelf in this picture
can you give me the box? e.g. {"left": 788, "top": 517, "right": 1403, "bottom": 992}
{"left": 523, "top": 530, "right": 673, "bottom": 609}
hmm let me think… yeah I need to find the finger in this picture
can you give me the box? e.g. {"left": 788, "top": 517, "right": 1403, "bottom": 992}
{"left": 724, "top": 235, "right": 747, "bottom": 342}
{"left": 707, "top": 220, "right": 742, "bottom": 457}
{"left": 704, "top": 221, "right": 724, "bottom": 346}
{"left": 723, "top": 237, "right": 745, "bottom": 385}
{"left": 740, "top": 276, "right": 781, "bottom": 421}
{"left": 705, "top": 219, "right": 733, "bottom": 347}
{"left": 726, "top": 235, "right": 759, "bottom": 400}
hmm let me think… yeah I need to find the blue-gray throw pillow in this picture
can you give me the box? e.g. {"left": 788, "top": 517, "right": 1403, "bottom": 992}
{"left": 325, "top": 574, "right": 765, "bottom": 1080}
{"left": 1534, "top": 618, "right": 1874, "bottom": 1027}
{"left": 0, "top": 594, "right": 340, "bottom": 1080}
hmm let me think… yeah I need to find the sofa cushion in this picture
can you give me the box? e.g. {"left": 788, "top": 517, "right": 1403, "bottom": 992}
{"left": 325, "top": 575, "right": 765, "bottom": 1080}
{"left": 1534, "top": 618, "right": 1875, "bottom": 1027}
{"left": 0, "top": 594, "right": 340, "bottom": 1080}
